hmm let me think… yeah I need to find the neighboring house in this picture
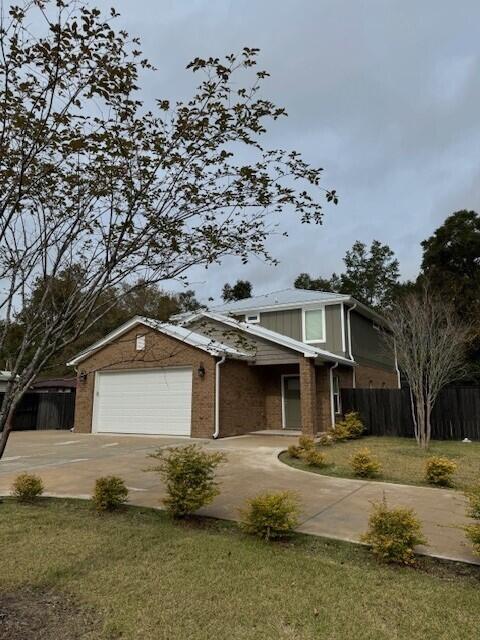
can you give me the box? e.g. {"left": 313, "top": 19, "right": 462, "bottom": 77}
{"left": 0, "top": 370, "right": 13, "bottom": 392}
{"left": 30, "top": 378, "right": 77, "bottom": 394}
{"left": 68, "top": 289, "right": 399, "bottom": 439}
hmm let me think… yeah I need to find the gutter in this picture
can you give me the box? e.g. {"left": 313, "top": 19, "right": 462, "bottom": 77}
{"left": 329, "top": 362, "right": 338, "bottom": 429}
{"left": 213, "top": 355, "right": 226, "bottom": 439}
{"left": 346, "top": 303, "right": 357, "bottom": 388}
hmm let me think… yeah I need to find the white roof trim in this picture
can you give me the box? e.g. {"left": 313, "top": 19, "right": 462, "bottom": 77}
{"left": 187, "top": 312, "right": 356, "bottom": 366}
{"left": 66, "top": 316, "right": 249, "bottom": 367}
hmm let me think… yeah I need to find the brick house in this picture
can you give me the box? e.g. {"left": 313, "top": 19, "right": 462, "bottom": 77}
{"left": 68, "top": 289, "right": 399, "bottom": 438}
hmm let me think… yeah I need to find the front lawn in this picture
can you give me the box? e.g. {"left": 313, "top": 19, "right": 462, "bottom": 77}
{"left": 280, "top": 436, "right": 480, "bottom": 489}
{"left": 0, "top": 499, "right": 479, "bottom": 639}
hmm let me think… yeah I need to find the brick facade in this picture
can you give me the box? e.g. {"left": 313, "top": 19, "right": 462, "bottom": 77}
{"left": 73, "top": 325, "right": 216, "bottom": 438}
{"left": 299, "top": 358, "right": 318, "bottom": 436}
{"left": 218, "top": 360, "right": 265, "bottom": 436}
{"left": 355, "top": 363, "right": 398, "bottom": 389}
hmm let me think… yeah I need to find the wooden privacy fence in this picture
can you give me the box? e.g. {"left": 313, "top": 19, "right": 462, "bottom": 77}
{"left": 340, "top": 386, "right": 480, "bottom": 441}
{"left": 0, "top": 392, "right": 75, "bottom": 431}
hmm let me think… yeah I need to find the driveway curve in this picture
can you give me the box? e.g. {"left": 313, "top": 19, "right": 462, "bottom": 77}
{"left": 1, "top": 431, "right": 477, "bottom": 565}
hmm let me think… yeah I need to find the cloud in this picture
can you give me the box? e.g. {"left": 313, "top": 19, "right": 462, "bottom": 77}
{"left": 113, "top": 0, "right": 480, "bottom": 304}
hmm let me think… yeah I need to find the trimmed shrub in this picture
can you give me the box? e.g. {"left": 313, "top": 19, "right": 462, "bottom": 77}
{"left": 333, "top": 411, "right": 365, "bottom": 441}
{"left": 240, "top": 491, "right": 300, "bottom": 541}
{"left": 465, "top": 524, "right": 480, "bottom": 556}
{"left": 149, "top": 445, "right": 226, "bottom": 517}
{"left": 361, "top": 497, "right": 426, "bottom": 565}
{"left": 350, "top": 448, "right": 382, "bottom": 478}
{"left": 298, "top": 435, "right": 315, "bottom": 450}
{"left": 318, "top": 433, "right": 334, "bottom": 446}
{"left": 11, "top": 473, "right": 43, "bottom": 502}
{"left": 302, "top": 447, "right": 328, "bottom": 468}
{"left": 287, "top": 444, "right": 303, "bottom": 459}
{"left": 464, "top": 481, "right": 480, "bottom": 520}
{"left": 424, "top": 456, "right": 457, "bottom": 487}
{"left": 92, "top": 476, "right": 128, "bottom": 512}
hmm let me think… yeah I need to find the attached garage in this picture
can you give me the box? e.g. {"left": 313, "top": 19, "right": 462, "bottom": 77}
{"left": 92, "top": 368, "right": 193, "bottom": 436}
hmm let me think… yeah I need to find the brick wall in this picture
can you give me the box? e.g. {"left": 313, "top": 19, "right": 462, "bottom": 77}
{"left": 73, "top": 325, "right": 216, "bottom": 438}
{"left": 219, "top": 360, "right": 266, "bottom": 436}
{"left": 355, "top": 363, "right": 398, "bottom": 389}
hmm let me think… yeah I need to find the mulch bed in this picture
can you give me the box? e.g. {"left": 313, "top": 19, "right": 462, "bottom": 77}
{"left": 0, "top": 588, "right": 101, "bottom": 640}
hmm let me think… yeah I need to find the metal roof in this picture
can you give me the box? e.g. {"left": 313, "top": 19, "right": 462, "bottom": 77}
{"left": 187, "top": 312, "right": 356, "bottom": 366}
{"left": 211, "top": 288, "right": 350, "bottom": 314}
{"left": 66, "top": 316, "right": 249, "bottom": 367}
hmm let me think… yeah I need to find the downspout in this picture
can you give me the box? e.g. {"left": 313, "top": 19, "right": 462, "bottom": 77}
{"left": 346, "top": 303, "right": 357, "bottom": 388}
{"left": 329, "top": 362, "right": 338, "bottom": 429}
{"left": 394, "top": 338, "right": 401, "bottom": 389}
{"left": 213, "top": 354, "right": 226, "bottom": 439}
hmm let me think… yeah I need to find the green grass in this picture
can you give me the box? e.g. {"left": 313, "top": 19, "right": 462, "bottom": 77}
{"left": 1, "top": 498, "right": 479, "bottom": 639}
{"left": 280, "top": 437, "right": 480, "bottom": 489}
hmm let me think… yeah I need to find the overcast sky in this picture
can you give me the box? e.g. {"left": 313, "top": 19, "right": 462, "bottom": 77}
{"left": 114, "top": 0, "right": 480, "bottom": 304}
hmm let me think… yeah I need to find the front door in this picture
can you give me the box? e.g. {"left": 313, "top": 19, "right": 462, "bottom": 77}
{"left": 282, "top": 375, "right": 301, "bottom": 429}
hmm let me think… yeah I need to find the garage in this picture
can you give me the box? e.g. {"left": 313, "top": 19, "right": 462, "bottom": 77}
{"left": 92, "top": 368, "right": 193, "bottom": 436}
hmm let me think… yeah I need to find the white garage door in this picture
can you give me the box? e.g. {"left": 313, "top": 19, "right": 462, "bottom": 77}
{"left": 92, "top": 368, "right": 192, "bottom": 436}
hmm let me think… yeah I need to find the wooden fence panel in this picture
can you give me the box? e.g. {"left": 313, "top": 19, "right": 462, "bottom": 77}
{"left": 340, "top": 387, "right": 480, "bottom": 441}
{"left": 0, "top": 392, "right": 75, "bottom": 431}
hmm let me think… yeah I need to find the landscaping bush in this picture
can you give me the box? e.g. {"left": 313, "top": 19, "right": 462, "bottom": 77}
{"left": 333, "top": 411, "right": 365, "bottom": 441}
{"left": 149, "top": 445, "right": 226, "bottom": 517}
{"left": 465, "top": 524, "right": 480, "bottom": 556}
{"left": 318, "top": 432, "right": 334, "bottom": 446}
{"left": 298, "top": 435, "right": 315, "bottom": 450}
{"left": 349, "top": 448, "right": 382, "bottom": 478}
{"left": 92, "top": 476, "right": 128, "bottom": 512}
{"left": 302, "top": 447, "right": 328, "bottom": 468}
{"left": 424, "top": 456, "right": 457, "bottom": 487}
{"left": 287, "top": 444, "right": 303, "bottom": 459}
{"left": 361, "top": 497, "right": 426, "bottom": 565}
{"left": 464, "top": 481, "right": 480, "bottom": 520}
{"left": 240, "top": 491, "right": 300, "bottom": 541}
{"left": 11, "top": 473, "right": 43, "bottom": 502}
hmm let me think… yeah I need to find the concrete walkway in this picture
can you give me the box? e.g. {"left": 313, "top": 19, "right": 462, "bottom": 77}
{"left": 1, "top": 431, "right": 478, "bottom": 565}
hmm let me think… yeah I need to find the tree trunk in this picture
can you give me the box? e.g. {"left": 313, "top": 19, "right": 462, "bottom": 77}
{"left": 0, "top": 407, "right": 15, "bottom": 459}
{"left": 425, "top": 398, "right": 432, "bottom": 449}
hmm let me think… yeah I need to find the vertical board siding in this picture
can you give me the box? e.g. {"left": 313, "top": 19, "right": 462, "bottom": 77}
{"left": 0, "top": 392, "right": 75, "bottom": 431}
{"left": 340, "top": 387, "right": 480, "bottom": 440}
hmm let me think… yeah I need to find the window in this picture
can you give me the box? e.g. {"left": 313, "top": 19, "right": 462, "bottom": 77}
{"left": 245, "top": 313, "right": 259, "bottom": 324}
{"left": 333, "top": 375, "right": 341, "bottom": 414}
{"left": 136, "top": 334, "right": 146, "bottom": 351}
{"left": 303, "top": 308, "right": 325, "bottom": 342}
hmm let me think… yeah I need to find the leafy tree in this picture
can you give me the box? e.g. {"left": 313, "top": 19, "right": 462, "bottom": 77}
{"left": 420, "top": 210, "right": 480, "bottom": 316}
{"left": 222, "top": 280, "right": 253, "bottom": 302}
{"left": 294, "top": 240, "right": 399, "bottom": 309}
{"left": 0, "top": 2, "right": 336, "bottom": 456}
{"left": 294, "top": 273, "right": 335, "bottom": 292}
{"left": 339, "top": 240, "right": 400, "bottom": 309}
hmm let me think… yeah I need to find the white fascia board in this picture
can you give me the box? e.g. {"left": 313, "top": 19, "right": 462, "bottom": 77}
{"left": 66, "top": 315, "right": 247, "bottom": 367}
{"left": 201, "top": 312, "right": 355, "bottom": 366}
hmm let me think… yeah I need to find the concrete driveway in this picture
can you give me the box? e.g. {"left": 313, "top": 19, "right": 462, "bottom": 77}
{"left": 1, "top": 430, "right": 478, "bottom": 565}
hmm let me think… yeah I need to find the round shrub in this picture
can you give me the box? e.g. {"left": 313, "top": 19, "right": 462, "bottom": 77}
{"left": 349, "top": 447, "right": 382, "bottom": 478}
{"left": 298, "top": 435, "right": 315, "bottom": 450}
{"left": 93, "top": 476, "right": 128, "bottom": 512}
{"left": 11, "top": 473, "right": 44, "bottom": 502}
{"left": 465, "top": 524, "right": 480, "bottom": 556}
{"left": 287, "top": 444, "right": 303, "bottom": 459}
{"left": 149, "top": 445, "right": 226, "bottom": 517}
{"left": 361, "top": 497, "right": 426, "bottom": 565}
{"left": 332, "top": 411, "right": 365, "bottom": 441}
{"left": 464, "top": 481, "right": 480, "bottom": 520}
{"left": 302, "top": 447, "right": 328, "bottom": 468}
{"left": 240, "top": 491, "right": 300, "bottom": 541}
{"left": 424, "top": 456, "right": 457, "bottom": 487}
{"left": 318, "top": 433, "right": 334, "bottom": 446}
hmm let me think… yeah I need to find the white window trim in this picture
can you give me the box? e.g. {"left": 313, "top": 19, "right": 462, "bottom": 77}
{"left": 302, "top": 306, "right": 326, "bottom": 344}
{"left": 244, "top": 313, "right": 260, "bottom": 324}
{"left": 281, "top": 374, "right": 300, "bottom": 429}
